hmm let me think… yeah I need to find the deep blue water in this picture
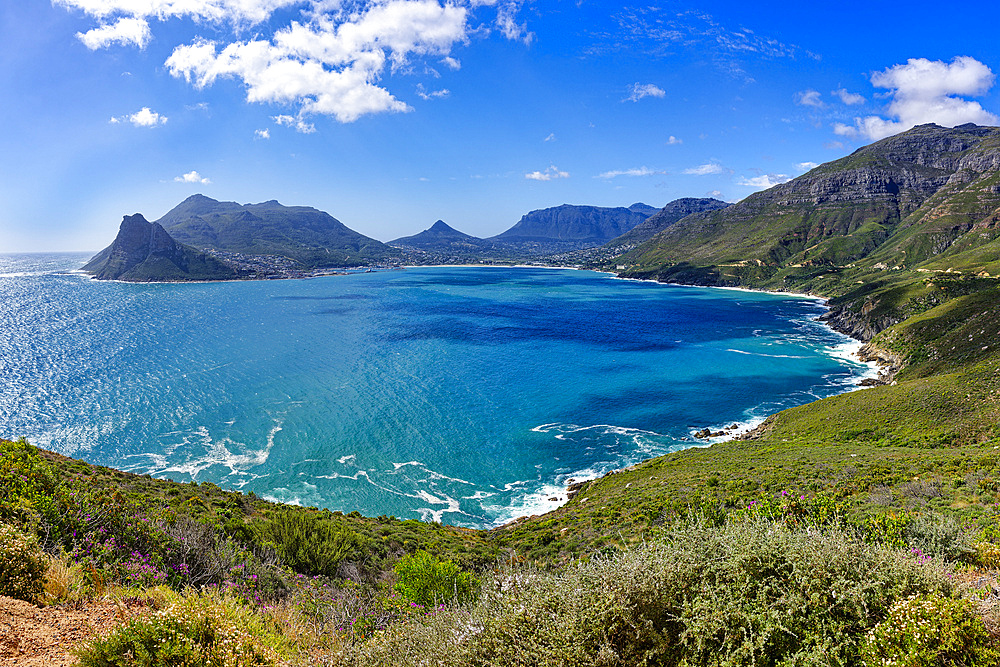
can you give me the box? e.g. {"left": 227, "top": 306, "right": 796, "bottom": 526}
{"left": 0, "top": 253, "right": 874, "bottom": 527}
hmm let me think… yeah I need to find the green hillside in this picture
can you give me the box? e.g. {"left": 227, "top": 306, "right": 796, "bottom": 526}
{"left": 618, "top": 124, "right": 1000, "bottom": 298}
{"left": 158, "top": 194, "right": 401, "bottom": 269}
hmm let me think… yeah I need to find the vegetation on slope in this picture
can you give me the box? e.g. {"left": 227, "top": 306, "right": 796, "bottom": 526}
{"left": 5, "top": 429, "right": 1000, "bottom": 665}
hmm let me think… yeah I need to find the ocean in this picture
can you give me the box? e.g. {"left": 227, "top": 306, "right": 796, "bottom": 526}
{"left": 0, "top": 253, "right": 875, "bottom": 527}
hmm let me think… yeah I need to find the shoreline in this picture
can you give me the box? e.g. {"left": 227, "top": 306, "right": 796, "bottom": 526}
{"left": 494, "top": 270, "right": 884, "bottom": 528}
{"left": 11, "top": 258, "right": 887, "bottom": 530}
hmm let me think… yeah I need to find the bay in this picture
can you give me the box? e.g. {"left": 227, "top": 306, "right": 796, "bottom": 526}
{"left": 0, "top": 253, "right": 874, "bottom": 527}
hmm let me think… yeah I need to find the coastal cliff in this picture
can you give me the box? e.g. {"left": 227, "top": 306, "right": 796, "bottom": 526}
{"left": 82, "top": 214, "right": 240, "bottom": 282}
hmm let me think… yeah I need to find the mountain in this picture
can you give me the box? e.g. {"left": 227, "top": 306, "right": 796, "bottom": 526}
{"left": 388, "top": 220, "right": 481, "bottom": 251}
{"left": 82, "top": 214, "right": 240, "bottom": 282}
{"left": 606, "top": 198, "right": 731, "bottom": 249}
{"left": 490, "top": 203, "right": 656, "bottom": 249}
{"left": 617, "top": 123, "right": 1000, "bottom": 308}
{"left": 624, "top": 203, "right": 660, "bottom": 217}
{"left": 157, "top": 194, "right": 399, "bottom": 268}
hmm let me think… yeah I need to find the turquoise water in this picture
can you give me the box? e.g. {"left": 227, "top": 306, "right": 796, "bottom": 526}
{"left": 0, "top": 253, "right": 874, "bottom": 527}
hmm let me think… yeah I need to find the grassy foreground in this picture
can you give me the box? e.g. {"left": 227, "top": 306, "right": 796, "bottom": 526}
{"left": 4, "top": 429, "right": 1000, "bottom": 665}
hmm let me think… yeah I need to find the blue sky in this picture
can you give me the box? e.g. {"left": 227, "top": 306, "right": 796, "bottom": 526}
{"left": 3, "top": 0, "right": 1000, "bottom": 251}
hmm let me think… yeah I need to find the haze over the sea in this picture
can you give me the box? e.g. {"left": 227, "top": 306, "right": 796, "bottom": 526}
{"left": 0, "top": 254, "right": 875, "bottom": 527}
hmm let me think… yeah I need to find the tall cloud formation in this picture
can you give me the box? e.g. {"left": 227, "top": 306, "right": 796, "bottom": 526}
{"left": 56, "top": 0, "right": 527, "bottom": 126}
{"left": 835, "top": 56, "right": 999, "bottom": 140}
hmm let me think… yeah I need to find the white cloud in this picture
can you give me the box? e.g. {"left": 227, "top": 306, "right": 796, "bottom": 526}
{"left": 832, "top": 122, "right": 856, "bottom": 137}
{"left": 683, "top": 162, "right": 724, "bottom": 176}
{"left": 77, "top": 16, "right": 151, "bottom": 49}
{"left": 57, "top": 0, "right": 534, "bottom": 126}
{"left": 625, "top": 82, "right": 666, "bottom": 102}
{"left": 525, "top": 165, "right": 569, "bottom": 181}
{"left": 832, "top": 88, "right": 865, "bottom": 105}
{"left": 706, "top": 189, "right": 723, "bottom": 197}
{"left": 595, "top": 7, "right": 806, "bottom": 82}
{"left": 255, "top": 128, "right": 270, "bottom": 139}
{"left": 166, "top": 1, "right": 469, "bottom": 124}
{"left": 666, "top": 135, "right": 682, "bottom": 145}
{"left": 597, "top": 167, "right": 666, "bottom": 179}
{"left": 55, "top": 0, "right": 301, "bottom": 27}
{"left": 175, "top": 170, "right": 211, "bottom": 184}
{"left": 496, "top": 0, "right": 533, "bottom": 45}
{"left": 794, "top": 89, "right": 823, "bottom": 107}
{"left": 110, "top": 107, "right": 167, "bottom": 127}
{"left": 796, "top": 161, "right": 819, "bottom": 172}
{"left": 416, "top": 83, "right": 450, "bottom": 100}
{"left": 543, "top": 133, "right": 555, "bottom": 142}
{"left": 273, "top": 114, "right": 316, "bottom": 133}
{"left": 837, "top": 56, "right": 998, "bottom": 140}
{"left": 737, "top": 173, "right": 790, "bottom": 189}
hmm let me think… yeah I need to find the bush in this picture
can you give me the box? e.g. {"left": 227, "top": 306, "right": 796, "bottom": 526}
{"left": 338, "top": 520, "right": 959, "bottom": 667}
{"left": 861, "top": 594, "right": 1000, "bottom": 667}
{"left": 393, "top": 550, "right": 478, "bottom": 607}
{"left": 255, "top": 510, "right": 366, "bottom": 577}
{"left": 75, "top": 590, "right": 290, "bottom": 667}
{"left": 903, "top": 512, "right": 975, "bottom": 562}
{"left": 0, "top": 522, "right": 47, "bottom": 602}
{"left": 0, "top": 438, "right": 66, "bottom": 544}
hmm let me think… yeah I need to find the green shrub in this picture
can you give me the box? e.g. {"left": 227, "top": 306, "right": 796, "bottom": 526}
{"left": 339, "top": 520, "right": 958, "bottom": 667}
{"left": 0, "top": 522, "right": 47, "bottom": 602}
{"left": 255, "top": 510, "right": 366, "bottom": 577}
{"left": 473, "top": 522, "right": 956, "bottom": 666}
{"left": 393, "top": 550, "right": 478, "bottom": 607}
{"left": 75, "top": 590, "right": 289, "bottom": 667}
{"left": 903, "top": 512, "right": 975, "bottom": 562}
{"left": 861, "top": 594, "right": 1000, "bottom": 667}
{"left": 0, "top": 438, "right": 65, "bottom": 542}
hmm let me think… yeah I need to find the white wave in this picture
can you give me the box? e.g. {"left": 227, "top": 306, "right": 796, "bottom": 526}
{"left": 392, "top": 460, "right": 423, "bottom": 469}
{"left": 690, "top": 414, "right": 771, "bottom": 443}
{"left": 485, "top": 422, "right": 698, "bottom": 526}
{"left": 315, "top": 470, "right": 371, "bottom": 481}
{"left": 485, "top": 480, "right": 568, "bottom": 525}
{"left": 337, "top": 454, "right": 356, "bottom": 464}
{"left": 129, "top": 417, "right": 284, "bottom": 481}
{"left": 824, "top": 339, "right": 880, "bottom": 383}
{"left": 725, "top": 348, "right": 808, "bottom": 359}
{"left": 463, "top": 490, "right": 497, "bottom": 500}
{"left": 531, "top": 422, "right": 561, "bottom": 432}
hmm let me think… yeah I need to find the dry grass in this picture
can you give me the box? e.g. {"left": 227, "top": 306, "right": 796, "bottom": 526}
{"left": 42, "top": 554, "right": 89, "bottom": 605}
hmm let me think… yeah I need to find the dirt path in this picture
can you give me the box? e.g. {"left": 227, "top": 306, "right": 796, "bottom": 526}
{"left": 0, "top": 595, "right": 147, "bottom": 667}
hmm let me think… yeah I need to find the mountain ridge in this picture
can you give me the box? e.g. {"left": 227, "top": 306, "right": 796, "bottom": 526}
{"left": 618, "top": 123, "right": 1000, "bottom": 287}
{"left": 491, "top": 203, "right": 654, "bottom": 245}
{"left": 157, "top": 195, "right": 400, "bottom": 269}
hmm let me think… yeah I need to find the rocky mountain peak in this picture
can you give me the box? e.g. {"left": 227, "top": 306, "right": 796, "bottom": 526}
{"left": 82, "top": 214, "right": 238, "bottom": 282}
